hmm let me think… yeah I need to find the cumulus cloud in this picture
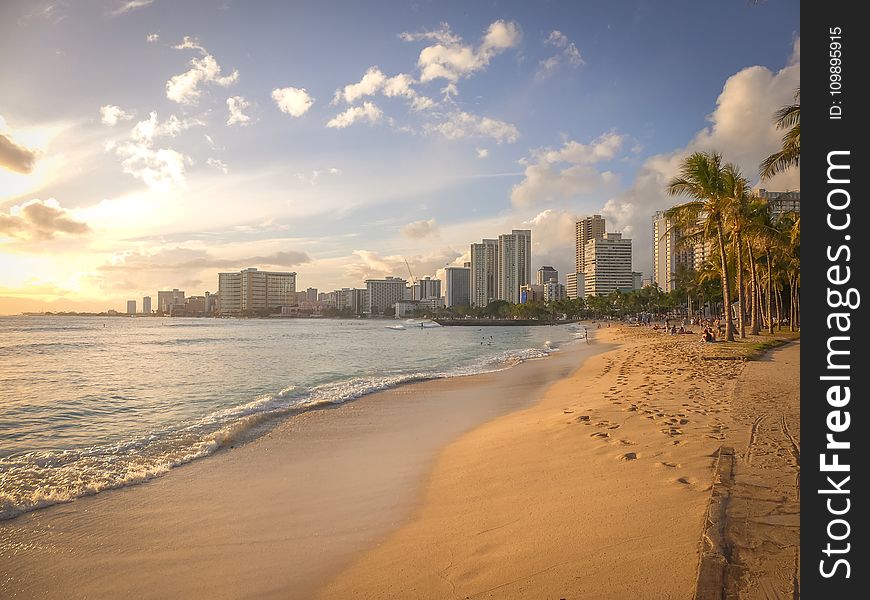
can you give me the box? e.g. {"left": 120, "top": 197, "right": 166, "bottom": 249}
{"left": 521, "top": 209, "right": 582, "bottom": 279}
{"left": 206, "top": 157, "right": 228, "bottom": 174}
{"left": 476, "top": 147, "right": 489, "bottom": 159}
{"left": 510, "top": 132, "right": 629, "bottom": 207}
{"left": 597, "top": 45, "right": 801, "bottom": 274}
{"left": 326, "top": 102, "right": 383, "bottom": 129}
{"left": 425, "top": 111, "right": 519, "bottom": 143}
{"left": 146, "top": 33, "right": 159, "bottom": 42}
{"left": 0, "top": 133, "right": 38, "bottom": 174}
{"left": 272, "top": 87, "right": 314, "bottom": 117}
{"left": 401, "top": 20, "right": 521, "bottom": 84}
{"left": 166, "top": 37, "right": 239, "bottom": 105}
{"left": 538, "top": 30, "right": 584, "bottom": 77}
{"left": 0, "top": 198, "right": 90, "bottom": 240}
{"left": 99, "top": 248, "right": 311, "bottom": 273}
{"left": 99, "top": 104, "right": 133, "bottom": 126}
{"left": 332, "top": 67, "right": 435, "bottom": 111}
{"left": 226, "top": 96, "right": 252, "bottom": 126}
{"left": 113, "top": 111, "right": 201, "bottom": 191}
{"left": 402, "top": 218, "right": 439, "bottom": 239}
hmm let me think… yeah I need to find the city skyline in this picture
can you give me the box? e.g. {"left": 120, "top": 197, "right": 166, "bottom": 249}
{"left": 1, "top": 1, "right": 799, "bottom": 314}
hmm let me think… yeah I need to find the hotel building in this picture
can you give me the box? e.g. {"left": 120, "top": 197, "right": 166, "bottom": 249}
{"left": 217, "top": 268, "right": 296, "bottom": 316}
{"left": 470, "top": 238, "right": 499, "bottom": 307}
{"left": 364, "top": 277, "right": 408, "bottom": 315}
{"left": 444, "top": 266, "right": 471, "bottom": 307}
{"left": 575, "top": 215, "right": 606, "bottom": 274}
{"left": 583, "top": 233, "right": 633, "bottom": 296}
{"left": 497, "top": 229, "right": 531, "bottom": 304}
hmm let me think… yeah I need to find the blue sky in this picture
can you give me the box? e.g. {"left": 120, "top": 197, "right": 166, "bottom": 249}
{"left": 0, "top": 0, "right": 800, "bottom": 312}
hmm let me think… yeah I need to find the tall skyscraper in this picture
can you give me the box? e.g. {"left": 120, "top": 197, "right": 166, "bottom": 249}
{"left": 364, "top": 277, "right": 408, "bottom": 314}
{"left": 414, "top": 277, "right": 441, "bottom": 300}
{"left": 126, "top": 300, "right": 136, "bottom": 315}
{"left": 470, "top": 238, "right": 499, "bottom": 307}
{"left": 444, "top": 266, "right": 471, "bottom": 307}
{"left": 497, "top": 230, "right": 531, "bottom": 304}
{"left": 142, "top": 296, "right": 152, "bottom": 315}
{"left": 584, "top": 232, "right": 633, "bottom": 296}
{"left": 652, "top": 211, "right": 695, "bottom": 292}
{"left": 536, "top": 266, "right": 558, "bottom": 285}
{"left": 217, "top": 268, "right": 296, "bottom": 315}
{"left": 566, "top": 272, "right": 585, "bottom": 299}
{"left": 575, "top": 215, "right": 606, "bottom": 274}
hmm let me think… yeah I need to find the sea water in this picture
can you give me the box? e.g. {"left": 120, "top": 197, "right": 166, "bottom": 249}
{"left": 0, "top": 315, "right": 583, "bottom": 520}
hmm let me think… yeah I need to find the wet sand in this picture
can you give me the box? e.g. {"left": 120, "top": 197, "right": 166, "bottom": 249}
{"left": 0, "top": 334, "right": 602, "bottom": 599}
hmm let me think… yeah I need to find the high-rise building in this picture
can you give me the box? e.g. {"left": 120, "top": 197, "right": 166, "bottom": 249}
{"left": 306, "top": 288, "right": 318, "bottom": 302}
{"left": 157, "top": 289, "right": 185, "bottom": 313}
{"left": 470, "top": 238, "right": 499, "bottom": 307}
{"left": 365, "top": 277, "right": 408, "bottom": 314}
{"left": 575, "top": 215, "right": 606, "bottom": 274}
{"left": 217, "top": 268, "right": 296, "bottom": 315}
{"left": 126, "top": 300, "right": 136, "bottom": 315}
{"left": 757, "top": 188, "right": 800, "bottom": 220}
{"left": 566, "top": 272, "right": 585, "bottom": 299}
{"left": 543, "top": 281, "right": 566, "bottom": 302}
{"left": 497, "top": 229, "right": 531, "bottom": 304}
{"left": 142, "top": 296, "right": 152, "bottom": 315}
{"left": 414, "top": 276, "right": 441, "bottom": 300}
{"left": 584, "top": 232, "right": 633, "bottom": 296}
{"left": 652, "top": 210, "right": 696, "bottom": 292}
{"left": 632, "top": 272, "right": 643, "bottom": 290}
{"left": 536, "top": 266, "right": 558, "bottom": 285}
{"left": 444, "top": 266, "right": 471, "bottom": 307}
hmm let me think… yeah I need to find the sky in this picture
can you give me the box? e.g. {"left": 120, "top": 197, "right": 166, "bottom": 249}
{"left": 0, "top": 0, "right": 800, "bottom": 313}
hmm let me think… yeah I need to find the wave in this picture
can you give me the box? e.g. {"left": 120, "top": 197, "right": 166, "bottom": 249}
{"left": 0, "top": 342, "right": 558, "bottom": 521}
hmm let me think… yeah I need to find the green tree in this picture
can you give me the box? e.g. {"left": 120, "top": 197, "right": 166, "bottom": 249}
{"left": 666, "top": 151, "right": 735, "bottom": 340}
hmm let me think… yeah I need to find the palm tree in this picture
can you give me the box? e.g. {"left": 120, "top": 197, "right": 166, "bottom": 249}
{"left": 760, "top": 88, "right": 800, "bottom": 180}
{"left": 722, "top": 164, "right": 754, "bottom": 338}
{"left": 666, "top": 151, "right": 735, "bottom": 341}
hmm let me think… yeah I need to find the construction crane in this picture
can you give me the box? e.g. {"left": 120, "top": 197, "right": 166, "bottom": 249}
{"left": 403, "top": 258, "right": 417, "bottom": 286}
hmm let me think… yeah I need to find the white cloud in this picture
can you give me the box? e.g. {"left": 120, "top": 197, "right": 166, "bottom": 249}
{"left": 346, "top": 247, "right": 461, "bottom": 282}
{"left": 538, "top": 30, "right": 584, "bottom": 77}
{"left": 333, "top": 67, "right": 435, "bottom": 112}
{"left": 226, "top": 96, "right": 252, "bottom": 126}
{"left": 425, "top": 111, "right": 519, "bottom": 144}
{"left": 510, "top": 132, "right": 628, "bottom": 207}
{"left": 402, "top": 20, "right": 522, "bottom": 84}
{"left": 113, "top": 112, "right": 201, "bottom": 191}
{"left": 597, "top": 44, "right": 801, "bottom": 275}
{"left": 272, "top": 87, "right": 314, "bottom": 117}
{"left": 111, "top": 0, "right": 154, "bottom": 16}
{"left": 402, "top": 218, "right": 439, "bottom": 239}
{"left": 294, "top": 167, "right": 342, "bottom": 185}
{"left": 166, "top": 37, "right": 239, "bottom": 105}
{"left": 146, "top": 33, "right": 159, "bottom": 43}
{"left": 99, "top": 104, "right": 133, "bottom": 126}
{"left": 475, "top": 147, "right": 489, "bottom": 159}
{"left": 206, "top": 158, "right": 228, "bottom": 174}
{"left": 326, "top": 102, "right": 383, "bottom": 129}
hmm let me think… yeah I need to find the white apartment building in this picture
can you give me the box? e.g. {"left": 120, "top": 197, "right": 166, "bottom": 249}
{"left": 497, "top": 229, "right": 531, "bottom": 304}
{"left": 217, "top": 268, "right": 296, "bottom": 315}
{"left": 583, "top": 233, "right": 633, "bottom": 296}
{"left": 365, "top": 277, "right": 408, "bottom": 314}
{"left": 470, "top": 238, "right": 499, "bottom": 307}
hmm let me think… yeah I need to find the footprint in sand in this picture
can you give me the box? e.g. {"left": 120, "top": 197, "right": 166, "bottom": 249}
{"left": 591, "top": 432, "right": 610, "bottom": 439}
{"left": 676, "top": 476, "right": 695, "bottom": 486}
{"left": 659, "top": 461, "right": 680, "bottom": 468}
{"left": 620, "top": 452, "right": 639, "bottom": 461}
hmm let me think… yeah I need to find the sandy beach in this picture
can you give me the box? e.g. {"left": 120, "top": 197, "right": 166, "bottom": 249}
{"left": 319, "top": 325, "right": 800, "bottom": 599}
{"left": 0, "top": 325, "right": 800, "bottom": 599}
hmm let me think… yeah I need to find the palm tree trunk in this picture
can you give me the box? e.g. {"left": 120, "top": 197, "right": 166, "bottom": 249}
{"left": 747, "top": 242, "right": 760, "bottom": 335}
{"left": 735, "top": 233, "right": 746, "bottom": 338}
{"left": 716, "top": 217, "right": 734, "bottom": 341}
{"left": 775, "top": 286, "right": 783, "bottom": 331}
{"left": 766, "top": 250, "right": 774, "bottom": 334}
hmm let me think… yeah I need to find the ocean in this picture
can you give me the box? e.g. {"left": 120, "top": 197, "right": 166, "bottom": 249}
{"left": 0, "top": 315, "right": 584, "bottom": 520}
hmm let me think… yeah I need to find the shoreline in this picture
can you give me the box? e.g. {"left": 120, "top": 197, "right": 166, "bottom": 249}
{"left": 0, "top": 330, "right": 604, "bottom": 599}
